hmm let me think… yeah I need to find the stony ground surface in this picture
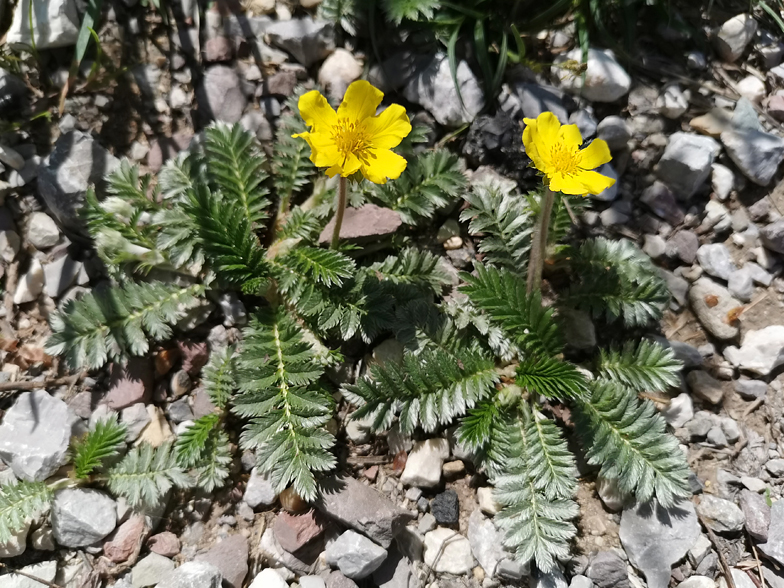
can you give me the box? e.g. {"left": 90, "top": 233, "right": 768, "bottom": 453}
{"left": 3, "top": 2, "right": 784, "bottom": 588}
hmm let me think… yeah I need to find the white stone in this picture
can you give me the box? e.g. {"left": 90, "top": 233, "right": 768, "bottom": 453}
{"left": 477, "top": 487, "right": 500, "bottom": 516}
{"left": 556, "top": 48, "right": 631, "bottom": 102}
{"left": 678, "top": 577, "right": 717, "bottom": 588}
{"left": 424, "top": 527, "right": 475, "bottom": 575}
{"left": 4, "top": 560, "right": 58, "bottom": 588}
{"left": 248, "top": 569, "right": 287, "bottom": 588}
{"left": 244, "top": 467, "right": 278, "bottom": 508}
{"left": 697, "top": 495, "right": 745, "bottom": 533}
{"left": 596, "top": 475, "right": 628, "bottom": 512}
{"left": 697, "top": 243, "right": 736, "bottom": 280}
{"left": 170, "top": 87, "right": 190, "bottom": 110}
{"left": 468, "top": 510, "right": 504, "bottom": 578}
{"left": 728, "top": 268, "right": 754, "bottom": 302}
{"left": 318, "top": 48, "right": 363, "bottom": 101}
{"left": 43, "top": 254, "right": 82, "bottom": 298}
{"left": 730, "top": 326, "right": 784, "bottom": 375}
{"left": 325, "top": 529, "right": 388, "bottom": 579}
{"left": 736, "top": 75, "right": 766, "bottom": 103}
{"left": 0, "top": 519, "right": 31, "bottom": 558}
{"left": 26, "top": 212, "right": 60, "bottom": 249}
{"left": 662, "top": 393, "right": 694, "bottom": 429}
{"left": 0, "top": 230, "right": 20, "bottom": 263}
{"left": 13, "top": 259, "right": 44, "bottom": 304}
{"left": 401, "top": 438, "right": 450, "bottom": 488}
{"left": 702, "top": 200, "right": 732, "bottom": 232}
{"left": 715, "top": 14, "right": 758, "bottom": 62}
{"left": 712, "top": 163, "right": 734, "bottom": 200}
{"left": 657, "top": 84, "right": 689, "bottom": 119}
{"left": 7, "top": 0, "right": 80, "bottom": 49}
{"left": 52, "top": 488, "right": 117, "bottom": 547}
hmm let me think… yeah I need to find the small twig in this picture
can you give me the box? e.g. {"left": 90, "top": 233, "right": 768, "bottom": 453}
{"left": 743, "top": 397, "right": 766, "bottom": 418}
{"left": 331, "top": 176, "right": 348, "bottom": 250}
{"left": 3, "top": 260, "right": 18, "bottom": 324}
{"left": 665, "top": 314, "right": 689, "bottom": 339}
{"left": 347, "top": 455, "right": 392, "bottom": 466}
{"left": 0, "top": 562, "right": 64, "bottom": 588}
{"left": 753, "top": 543, "right": 767, "bottom": 588}
{"left": 638, "top": 392, "right": 670, "bottom": 405}
{"left": 697, "top": 509, "right": 737, "bottom": 588}
{"left": 0, "top": 372, "right": 84, "bottom": 395}
{"left": 731, "top": 435, "right": 749, "bottom": 460}
{"left": 743, "top": 292, "right": 769, "bottom": 315}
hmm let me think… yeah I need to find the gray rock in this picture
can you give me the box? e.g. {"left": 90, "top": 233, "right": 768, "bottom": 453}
{"left": 643, "top": 234, "right": 667, "bottom": 260}
{"left": 744, "top": 261, "right": 773, "bottom": 286}
{"left": 467, "top": 509, "right": 504, "bottom": 578}
{"left": 556, "top": 48, "right": 631, "bottom": 102}
{"left": 197, "top": 66, "right": 247, "bottom": 124}
{"left": 121, "top": 403, "right": 151, "bottom": 442}
{"left": 195, "top": 534, "right": 248, "bottom": 588}
{"left": 0, "top": 230, "right": 20, "bottom": 263}
{"left": 688, "top": 278, "right": 741, "bottom": 340}
{"left": 597, "top": 116, "right": 632, "bottom": 151}
{"left": 666, "top": 230, "right": 699, "bottom": 265}
{"left": 720, "top": 417, "right": 740, "bottom": 443}
{"left": 662, "top": 393, "right": 693, "bottom": 429}
{"left": 712, "top": 163, "right": 734, "bottom": 200}
{"left": 401, "top": 438, "right": 449, "bottom": 488}
{"left": 423, "top": 527, "right": 474, "bottom": 575}
{"left": 431, "top": 489, "right": 459, "bottom": 525}
{"left": 326, "top": 571, "right": 359, "bottom": 588}
{"left": 587, "top": 551, "right": 629, "bottom": 588}
{"left": 739, "top": 489, "right": 770, "bottom": 542}
{"left": 266, "top": 18, "right": 335, "bottom": 67}
{"left": 532, "top": 569, "right": 569, "bottom": 588}
{"left": 38, "top": 131, "right": 119, "bottom": 234}
{"left": 157, "top": 561, "right": 223, "bottom": 588}
{"left": 761, "top": 219, "right": 784, "bottom": 254}
{"left": 721, "top": 128, "right": 784, "bottom": 186}
{"left": 656, "top": 132, "right": 720, "bottom": 198}
{"left": 728, "top": 268, "right": 753, "bottom": 302}
{"left": 4, "top": 561, "right": 58, "bottom": 588}
{"left": 767, "top": 458, "right": 784, "bottom": 476}
{"left": 760, "top": 500, "right": 784, "bottom": 566}
{"left": 371, "top": 548, "right": 412, "bottom": 588}
{"left": 559, "top": 308, "right": 597, "bottom": 351}
{"left": 43, "top": 254, "right": 82, "bottom": 298}
{"left": 725, "top": 326, "right": 784, "bottom": 375}
{"left": 763, "top": 565, "right": 784, "bottom": 588}
{"left": 707, "top": 426, "right": 729, "bottom": 447}
{"left": 678, "top": 577, "right": 716, "bottom": 588}
{"left": 640, "top": 182, "right": 685, "bottom": 225}
{"left": 697, "top": 243, "right": 736, "bottom": 280}
{"left": 314, "top": 476, "right": 415, "bottom": 548}
{"left": 7, "top": 0, "right": 80, "bottom": 49}
{"left": 514, "top": 83, "right": 569, "bottom": 123}
{"left": 259, "top": 528, "right": 318, "bottom": 575}
{"left": 714, "top": 14, "right": 758, "bottom": 62}
{"left": 404, "top": 53, "right": 484, "bottom": 127}
{"left": 570, "top": 109, "right": 598, "bottom": 139}
{"left": 570, "top": 576, "right": 594, "bottom": 588}
{"left": 325, "top": 530, "right": 387, "bottom": 580}
{"left": 132, "top": 553, "right": 177, "bottom": 588}
{"left": 0, "top": 390, "right": 71, "bottom": 481}
{"left": 619, "top": 500, "right": 700, "bottom": 588}
{"left": 26, "top": 212, "right": 60, "bottom": 249}
{"left": 52, "top": 488, "right": 117, "bottom": 547}
{"left": 687, "top": 371, "right": 725, "bottom": 405}
{"left": 696, "top": 495, "right": 744, "bottom": 534}
{"left": 244, "top": 467, "right": 277, "bottom": 508}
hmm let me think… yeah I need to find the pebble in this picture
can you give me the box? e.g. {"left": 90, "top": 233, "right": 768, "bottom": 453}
{"left": 157, "top": 561, "right": 223, "bottom": 588}
{"left": 724, "top": 326, "right": 784, "bottom": 375}
{"left": 273, "top": 509, "right": 326, "bottom": 553}
{"left": 5, "top": 561, "right": 58, "bottom": 588}
{"left": 556, "top": 48, "right": 631, "bottom": 102}
{"left": 325, "top": 530, "right": 388, "bottom": 580}
{"left": 697, "top": 495, "right": 745, "bottom": 534}
{"left": 148, "top": 531, "right": 181, "bottom": 557}
{"left": 656, "top": 132, "right": 720, "bottom": 198}
{"left": 687, "top": 371, "right": 725, "bottom": 405}
{"left": 722, "top": 128, "right": 784, "bottom": 186}
{"left": 728, "top": 268, "right": 753, "bottom": 302}
{"left": 697, "top": 243, "right": 736, "bottom": 280}
{"left": 712, "top": 163, "right": 734, "bottom": 199}
{"left": 688, "top": 278, "right": 741, "bottom": 340}
{"left": 597, "top": 116, "right": 632, "bottom": 151}
{"left": 587, "top": 550, "right": 629, "bottom": 588}
{"left": 401, "top": 438, "right": 449, "bottom": 488}
{"left": 679, "top": 577, "right": 717, "bottom": 588}
{"left": 761, "top": 218, "right": 784, "bottom": 253}
{"left": 196, "top": 65, "right": 247, "bottom": 124}
{"left": 714, "top": 14, "right": 758, "bottom": 62}
{"left": 248, "top": 569, "right": 287, "bottom": 588}
{"left": 300, "top": 577, "right": 327, "bottom": 588}
{"left": 244, "top": 467, "right": 278, "bottom": 508}
{"left": 740, "top": 489, "right": 770, "bottom": 542}
{"left": 318, "top": 48, "right": 363, "bottom": 100}
{"left": 424, "top": 527, "right": 475, "bottom": 575}
{"left": 0, "top": 230, "right": 20, "bottom": 262}
{"left": 170, "top": 370, "right": 192, "bottom": 397}
{"left": 643, "top": 234, "right": 666, "bottom": 259}
{"left": 640, "top": 182, "right": 684, "bottom": 225}
{"left": 467, "top": 510, "right": 505, "bottom": 578}
{"left": 736, "top": 75, "right": 766, "bottom": 103}
{"left": 431, "top": 490, "right": 459, "bottom": 525}
{"left": 43, "top": 254, "right": 82, "bottom": 298}
{"left": 195, "top": 535, "right": 248, "bottom": 588}
{"left": 26, "top": 212, "right": 60, "bottom": 249}
{"left": 661, "top": 393, "right": 693, "bottom": 429}
{"left": 52, "top": 488, "right": 117, "bottom": 548}
{"left": 106, "top": 357, "right": 153, "bottom": 410}
{"left": 13, "top": 259, "right": 44, "bottom": 304}
{"left": 477, "top": 487, "right": 501, "bottom": 516}
{"left": 657, "top": 83, "right": 689, "bottom": 119}
{"left": 666, "top": 231, "right": 699, "bottom": 265}
{"left": 767, "top": 458, "right": 784, "bottom": 477}
{"left": 266, "top": 17, "right": 335, "bottom": 67}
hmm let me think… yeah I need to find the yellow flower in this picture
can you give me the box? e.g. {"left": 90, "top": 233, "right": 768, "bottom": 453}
{"left": 522, "top": 112, "right": 615, "bottom": 196}
{"left": 293, "top": 80, "right": 412, "bottom": 184}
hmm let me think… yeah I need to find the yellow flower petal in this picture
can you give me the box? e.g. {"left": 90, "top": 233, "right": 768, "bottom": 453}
{"left": 298, "top": 90, "right": 337, "bottom": 131}
{"left": 522, "top": 125, "right": 547, "bottom": 170}
{"left": 559, "top": 124, "right": 583, "bottom": 148}
{"left": 552, "top": 170, "right": 615, "bottom": 195}
{"left": 578, "top": 139, "right": 613, "bottom": 170}
{"left": 365, "top": 104, "right": 412, "bottom": 149}
{"left": 530, "top": 112, "right": 561, "bottom": 150}
{"left": 361, "top": 148, "right": 407, "bottom": 184}
{"left": 337, "top": 80, "right": 384, "bottom": 122}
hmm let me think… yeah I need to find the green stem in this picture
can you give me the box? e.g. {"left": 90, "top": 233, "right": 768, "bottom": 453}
{"left": 526, "top": 187, "right": 555, "bottom": 294}
{"left": 331, "top": 176, "right": 348, "bottom": 250}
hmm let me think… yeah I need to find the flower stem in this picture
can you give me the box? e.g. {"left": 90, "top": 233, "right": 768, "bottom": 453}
{"left": 526, "top": 187, "right": 555, "bottom": 294}
{"left": 331, "top": 176, "right": 348, "bottom": 250}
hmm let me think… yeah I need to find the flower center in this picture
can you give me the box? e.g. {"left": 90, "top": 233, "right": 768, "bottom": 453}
{"left": 549, "top": 143, "right": 580, "bottom": 176}
{"left": 331, "top": 118, "right": 370, "bottom": 163}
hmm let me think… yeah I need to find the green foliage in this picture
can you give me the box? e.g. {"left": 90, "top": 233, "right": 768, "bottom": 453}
{"left": 46, "top": 281, "right": 206, "bottom": 370}
{"left": 381, "top": 0, "right": 440, "bottom": 24}
{"left": 277, "top": 208, "right": 323, "bottom": 242}
{"left": 515, "top": 356, "right": 588, "bottom": 400}
{"left": 461, "top": 264, "right": 562, "bottom": 357}
{"left": 318, "top": 0, "right": 360, "bottom": 35}
{"left": 202, "top": 346, "right": 237, "bottom": 410}
{"left": 0, "top": 481, "right": 52, "bottom": 543}
{"left": 71, "top": 417, "right": 128, "bottom": 479}
{"left": 107, "top": 443, "right": 190, "bottom": 509}
{"left": 369, "top": 248, "right": 450, "bottom": 295}
{"left": 597, "top": 340, "right": 681, "bottom": 393}
{"left": 279, "top": 247, "right": 356, "bottom": 288}
{"left": 344, "top": 347, "right": 498, "bottom": 434}
{"left": 273, "top": 106, "right": 316, "bottom": 204}
{"left": 370, "top": 150, "right": 465, "bottom": 224}
{"left": 461, "top": 184, "right": 533, "bottom": 277}
{"left": 565, "top": 238, "right": 670, "bottom": 327}
{"left": 234, "top": 308, "right": 336, "bottom": 500}
{"left": 456, "top": 399, "right": 498, "bottom": 453}
{"left": 572, "top": 380, "right": 691, "bottom": 507}
{"left": 175, "top": 414, "right": 231, "bottom": 492}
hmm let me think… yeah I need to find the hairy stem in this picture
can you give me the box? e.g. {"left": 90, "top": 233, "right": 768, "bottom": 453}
{"left": 526, "top": 187, "right": 555, "bottom": 294}
{"left": 331, "top": 176, "right": 348, "bottom": 250}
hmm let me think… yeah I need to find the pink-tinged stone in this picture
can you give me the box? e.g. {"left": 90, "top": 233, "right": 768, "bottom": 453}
{"left": 147, "top": 132, "right": 193, "bottom": 173}
{"left": 177, "top": 340, "right": 209, "bottom": 376}
{"left": 768, "top": 94, "right": 784, "bottom": 122}
{"left": 104, "top": 515, "right": 145, "bottom": 563}
{"left": 191, "top": 387, "right": 218, "bottom": 419}
{"left": 273, "top": 509, "right": 327, "bottom": 554}
{"left": 195, "top": 534, "right": 249, "bottom": 588}
{"left": 319, "top": 204, "right": 402, "bottom": 244}
{"left": 148, "top": 531, "right": 181, "bottom": 557}
{"left": 105, "top": 357, "right": 153, "bottom": 410}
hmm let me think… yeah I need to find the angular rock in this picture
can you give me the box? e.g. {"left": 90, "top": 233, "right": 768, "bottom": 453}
{"left": 325, "top": 529, "right": 387, "bottom": 579}
{"left": 318, "top": 48, "right": 363, "bottom": 100}
{"left": 587, "top": 550, "right": 629, "bottom": 588}
{"left": 52, "top": 488, "right": 117, "bottom": 548}
{"left": 423, "top": 527, "right": 475, "bottom": 575}
{"left": 656, "top": 132, "right": 720, "bottom": 198}
{"left": 721, "top": 128, "right": 784, "bottom": 186}
{"left": 132, "top": 553, "right": 176, "bottom": 588}
{"left": 401, "top": 438, "right": 450, "bottom": 488}
{"left": 319, "top": 204, "right": 402, "bottom": 244}
{"left": 697, "top": 495, "right": 744, "bottom": 534}
{"left": 688, "top": 278, "right": 741, "bottom": 340}
{"left": 13, "top": 259, "right": 44, "bottom": 304}
{"left": 761, "top": 219, "right": 784, "bottom": 254}
{"left": 157, "top": 561, "right": 222, "bottom": 588}
{"left": 372, "top": 548, "right": 413, "bottom": 588}
{"left": 0, "top": 230, "right": 20, "bottom": 263}
{"left": 597, "top": 116, "right": 632, "bottom": 151}
{"left": 106, "top": 357, "right": 153, "bottom": 410}
{"left": 514, "top": 82, "right": 569, "bottom": 123}
{"left": 697, "top": 243, "right": 736, "bottom": 280}
{"left": 467, "top": 509, "right": 504, "bottom": 578}
{"left": 532, "top": 569, "right": 568, "bottom": 588}
{"left": 244, "top": 467, "right": 278, "bottom": 508}
{"left": 619, "top": 500, "right": 700, "bottom": 588}
{"left": 195, "top": 534, "right": 248, "bottom": 588}
{"left": 678, "top": 577, "right": 717, "bottom": 588}
{"left": 715, "top": 14, "right": 758, "bottom": 62}
{"left": 196, "top": 66, "right": 247, "bottom": 124}
{"left": 273, "top": 509, "right": 326, "bottom": 554}
{"left": 314, "top": 476, "right": 415, "bottom": 548}
{"left": 248, "top": 569, "right": 287, "bottom": 588}
{"left": 739, "top": 489, "right": 770, "bottom": 542}
{"left": 104, "top": 515, "right": 146, "bottom": 563}
{"left": 666, "top": 230, "right": 699, "bottom": 265}
{"left": 266, "top": 18, "right": 335, "bottom": 67}
{"left": 728, "top": 268, "right": 753, "bottom": 302}
{"left": 728, "top": 326, "right": 784, "bottom": 375}
{"left": 760, "top": 500, "right": 784, "bottom": 567}
{"left": 148, "top": 531, "right": 181, "bottom": 557}
{"left": 5, "top": 560, "right": 58, "bottom": 588}
{"left": 687, "top": 371, "right": 725, "bottom": 405}
{"left": 7, "top": 0, "right": 80, "bottom": 49}
{"left": 0, "top": 390, "right": 71, "bottom": 481}
{"left": 640, "top": 182, "right": 684, "bottom": 225}
{"left": 37, "top": 131, "right": 119, "bottom": 234}
{"left": 326, "top": 571, "right": 359, "bottom": 588}
{"left": 431, "top": 489, "right": 459, "bottom": 525}
{"left": 661, "top": 393, "right": 693, "bottom": 429}
{"left": 556, "top": 48, "right": 631, "bottom": 102}
{"left": 404, "top": 53, "right": 484, "bottom": 127}
{"left": 43, "top": 254, "right": 82, "bottom": 298}
{"left": 734, "top": 378, "right": 767, "bottom": 399}
{"left": 259, "top": 527, "right": 319, "bottom": 575}
{"left": 26, "top": 212, "right": 60, "bottom": 249}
